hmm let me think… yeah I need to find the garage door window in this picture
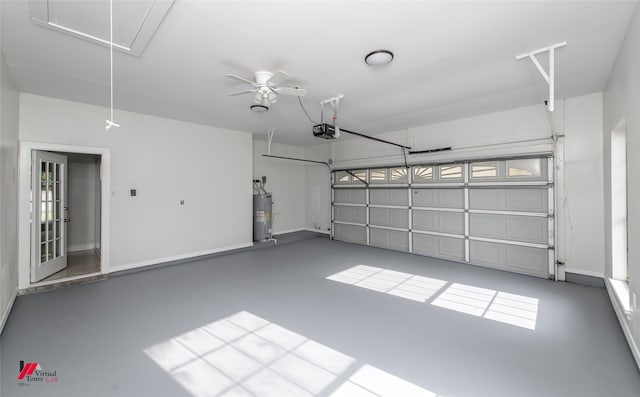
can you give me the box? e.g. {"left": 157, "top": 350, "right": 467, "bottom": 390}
{"left": 371, "top": 169, "right": 387, "bottom": 182}
{"left": 413, "top": 166, "right": 433, "bottom": 182}
{"left": 440, "top": 165, "right": 463, "bottom": 180}
{"left": 471, "top": 162, "right": 498, "bottom": 178}
{"left": 390, "top": 168, "right": 408, "bottom": 182}
{"left": 507, "top": 159, "right": 541, "bottom": 178}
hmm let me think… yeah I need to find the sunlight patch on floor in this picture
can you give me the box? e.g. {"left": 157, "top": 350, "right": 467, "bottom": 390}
{"left": 327, "top": 265, "right": 447, "bottom": 302}
{"left": 327, "top": 266, "right": 538, "bottom": 330}
{"left": 144, "top": 311, "right": 441, "bottom": 396}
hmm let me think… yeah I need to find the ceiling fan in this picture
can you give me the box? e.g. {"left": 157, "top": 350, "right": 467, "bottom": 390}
{"left": 225, "top": 70, "right": 307, "bottom": 110}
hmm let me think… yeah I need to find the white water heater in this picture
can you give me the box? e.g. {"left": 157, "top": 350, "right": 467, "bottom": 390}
{"left": 253, "top": 193, "right": 272, "bottom": 242}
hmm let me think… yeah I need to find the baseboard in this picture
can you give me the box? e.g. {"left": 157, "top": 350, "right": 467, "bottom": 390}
{"left": 110, "top": 242, "right": 254, "bottom": 274}
{"left": 0, "top": 288, "right": 18, "bottom": 335}
{"left": 68, "top": 243, "right": 97, "bottom": 252}
{"left": 605, "top": 278, "right": 640, "bottom": 371}
{"left": 272, "top": 227, "right": 306, "bottom": 235}
{"left": 304, "top": 228, "right": 330, "bottom": 235}
{"left": 563, "top": 268, "right": 605, "bottom": 278}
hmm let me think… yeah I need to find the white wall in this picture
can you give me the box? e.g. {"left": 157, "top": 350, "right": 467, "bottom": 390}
{"left": 0, "top": 51, "right": 19, "bottom": 332}
{"left": 305, "top": 100, "right": 606, "bottom": 277}
{"left": 324, "top": 104, "right": 553, "bottom": 171}
{"left": 603, "top": 2, "right": 640, "bottom": 364}
{"left": 252, "top": 139, "right": 306, "bottom": 234}
{"left": 561, "top": 93, "right": 605, "bottom": 277}
{"left": 66, "top": 153, "right": 100, "bottom": 252}
{"left": 19, "top": 94, "right": 253, "bottom": 282}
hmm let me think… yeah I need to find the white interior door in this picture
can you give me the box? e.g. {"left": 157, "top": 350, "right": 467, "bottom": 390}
{"left": 31, "top": 150, "right": 68, "bottom": 282}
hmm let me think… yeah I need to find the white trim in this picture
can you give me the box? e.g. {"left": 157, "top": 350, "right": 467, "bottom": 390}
{"left": 468, "top": 236, "right": 549, "bottom": 249}
{"left": 304, "top": 228, "right": 331, "bottom": 235}
{"left": 334, "top": 220, "right": 367, "bottom": 227}
{"left": 18, "top": 141, "right": 110, "bottom": 290}
{"left": 412, "top": 229, "right": 465, "bottom": 239}
{"left": 369, "top": 204, "right": 409, "bottom": 210}
{"left": 26, "top": 272, "right": 102, "bottom": 289}
{"left": 467, "top": 181, "right": 549, "bottom": 186}
{"left": 333, "top": 203, "right": 366, "bottom": 207}
{"left": 413, "top": 206, "right": 464, "bottom": 213}
{"left": 68, "top": 243, "right": 98, "bottom": 252}
{"left": 605, "top": 278, "right": 640, "bottom": 370}
{"left": 369, "top": 225, "right": 409, "bottom": 232}
{"left": 563, "top": 268, "right": 605, "bottom": 278}
{"left": 111, "top": 242, "right": 253, "bottom": 273}
{"left": 0, "top": 288, "right": 18, "bottom": 335}
{"left": 468, "top": 209, "right": 548, "bottom": 217}
{"left": 272, "top": 227, "right": 306, "bottom": 235}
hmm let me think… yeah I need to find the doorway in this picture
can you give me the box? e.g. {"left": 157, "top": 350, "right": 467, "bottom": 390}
{"left": 18, "top": 141, "right": 110, "bottom": 290}
{"left": 38, "top": 152, "right": 102, "bottom": 282}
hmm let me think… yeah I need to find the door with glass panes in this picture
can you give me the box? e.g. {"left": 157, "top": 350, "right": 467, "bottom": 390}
{"left": 31, "top": 150, "right": 68, "bottom": 282}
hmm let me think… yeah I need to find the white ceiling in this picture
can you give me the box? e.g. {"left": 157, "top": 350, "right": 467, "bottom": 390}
{"left": 1, "top": 1, "right": 637, "bottom": 146}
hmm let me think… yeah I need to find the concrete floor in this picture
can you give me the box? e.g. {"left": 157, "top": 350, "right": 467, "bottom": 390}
{"left": 1, "top": 237, "right": 639, "bottom": 396}
{"left": 41, "top": 249, "right": 101, "bottom": 282}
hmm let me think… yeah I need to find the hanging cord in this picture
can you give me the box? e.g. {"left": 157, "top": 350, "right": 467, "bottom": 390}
{"left": 402, "top": 147, "right": 408, "bottom": 169}
{"left": 298, "top": 97, "right": 317, "bottom": 124}
{"left": 267, "top": 128, "right": 275, "bottom": 155}
{"left": 105, "top": 0, "right": 119, "bottom": 131}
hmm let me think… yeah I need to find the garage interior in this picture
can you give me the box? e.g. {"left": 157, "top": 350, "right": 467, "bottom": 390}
{"left": 1, "top": 1, "right": 640, "bottom": 396}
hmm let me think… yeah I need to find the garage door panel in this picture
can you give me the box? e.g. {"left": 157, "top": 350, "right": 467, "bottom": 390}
{"left": 469, "top": 240, "right": 548, "bottom": 277}
{"left": 332, "top": 156, "right": 553, "bottom": 279}
{"left": 370, "top": 228, "right": 409, "bottom": 252}
{"left": 334, "top": 223, "right": 367, "bottom": 245}
{"left": 413, "top": 234, "right": 464, "bottom": 261}
{"left": 412, "top": 189, "right": 463, "bottom": 208}
{"left": 370, "top": 189, "right": 408, "bottom": 206}
{"left": 334, "top": 189, "right": 366, "bottom": 204}
{"left": 334, "top": 205, "right": 366, "bottom": 224}
{"left": 470, "top": 214, "right": 547, "bottom": 244}
{"left": 413, "top": 210, "right": 464, "bottom": 234}
{"left": 469, "top": 188, "right": 548, "bottom": 212}
{"left": 370, "top": 208, "right": 409, "bottom": 229}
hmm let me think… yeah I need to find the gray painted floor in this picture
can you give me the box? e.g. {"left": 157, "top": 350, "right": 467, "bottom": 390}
{"left": 1, "top": 237, "right": 639, "bottom": 396}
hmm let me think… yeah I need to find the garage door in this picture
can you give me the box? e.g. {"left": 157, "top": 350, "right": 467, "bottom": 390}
{"left": 332, "top": 157, "right": 554, "bottom": 278}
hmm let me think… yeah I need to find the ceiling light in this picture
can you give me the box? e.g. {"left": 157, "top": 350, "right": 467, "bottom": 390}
{"left": 365, "top": 50, "right": 394, "bottom": 66}
{"left": 250, "top": 104, "right": 269, "bottom": 112}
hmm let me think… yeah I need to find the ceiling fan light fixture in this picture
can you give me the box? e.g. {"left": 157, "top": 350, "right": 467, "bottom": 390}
{"left": 365, "top": 50, "right": 394, "bottom": 66}
{"left": 250, "top": 104, "right": 269, "bottom": 112}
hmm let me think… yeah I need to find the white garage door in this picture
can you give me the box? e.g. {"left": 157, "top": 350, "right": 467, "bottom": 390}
{"left": 332, "top": 157, "right": 555, "bottom": 278}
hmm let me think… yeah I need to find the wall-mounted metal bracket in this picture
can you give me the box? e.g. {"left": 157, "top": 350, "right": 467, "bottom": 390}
{"left": 516, "top": 41, "right": 567, "bottom": 112}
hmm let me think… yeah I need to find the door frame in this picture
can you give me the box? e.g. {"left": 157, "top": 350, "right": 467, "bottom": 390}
{"left": 18, "top": 141, "right": 110, "bottom": 289}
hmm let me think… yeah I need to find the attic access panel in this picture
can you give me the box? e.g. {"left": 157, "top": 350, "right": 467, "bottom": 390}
{"left": 29, "top": 0, "right": 174, "bottom": 56}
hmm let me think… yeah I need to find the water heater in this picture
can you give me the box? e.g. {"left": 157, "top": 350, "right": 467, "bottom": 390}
{"left": 253, "top": 193, "right": 272, "bottom": 242}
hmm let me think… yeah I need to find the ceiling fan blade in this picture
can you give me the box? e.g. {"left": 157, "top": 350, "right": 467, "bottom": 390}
{"left": 227, "top": 89, "right": 256, "bottom": 96}
{"left": 225, "top": 74, "right": 256, "bottom": 85}
{"left": 266, "top": 70, "right": 291, "bottom": 86}
{"left": 275, "top": 86, "right": 307, "bottom": 96}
